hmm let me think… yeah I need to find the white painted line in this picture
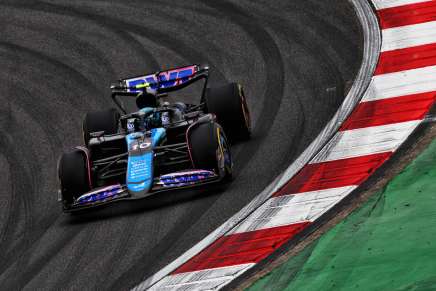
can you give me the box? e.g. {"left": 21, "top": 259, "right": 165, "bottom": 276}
{"left": 311, "top": 120, "right": 420, "bottom": 163}
{"left": 362, "top": 65, "right": 436, "bottom": 102}
{"left": 229, "top": 186, "right": 356, "bottom": 234}
{"left": 146, "top": 264, "right": 255, "bottom": 291}
{"left": 372, "top": 0, "right": 429, "bottom": 10}
{"left": 382, "top": 21, "right": 436, "bottom": 52}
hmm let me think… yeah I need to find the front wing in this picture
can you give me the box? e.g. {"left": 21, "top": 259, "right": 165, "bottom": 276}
{"left": 62, "top": 170, "right": 223, "bottom": 212}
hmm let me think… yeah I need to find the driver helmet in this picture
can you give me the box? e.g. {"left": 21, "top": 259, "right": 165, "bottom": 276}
{"left": 136, "top": 87, "right": 158, "bottom": 108}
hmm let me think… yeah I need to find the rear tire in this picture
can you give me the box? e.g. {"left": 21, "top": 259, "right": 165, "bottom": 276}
{"left": 58, "top": 150, "right": 90, "bottom": 204}
{"left": 205, "top": 83, "right": 251, "bottom": 142}
{"left": 187, "top": 121, "right": 232, "bottom": 177}
{"left": 83, "top": 108, "right": 119, "bottom": 146}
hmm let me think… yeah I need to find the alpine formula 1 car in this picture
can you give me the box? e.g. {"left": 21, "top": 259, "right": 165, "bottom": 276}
{"left": 57, "top": 64, "right": 251, "bottom": 212}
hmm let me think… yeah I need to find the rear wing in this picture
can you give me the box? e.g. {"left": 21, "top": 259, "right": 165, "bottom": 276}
{"left": 110, "top": 64, "right": 209, "bottom": 113}
{"left": 112, "top": 64, "right": 208, "bottom": 93}
{"left": 125, "top": 65, "right": 199, "bottom": 93}
{"left": 111, "top": 65, "right": 209, "bottom": 113}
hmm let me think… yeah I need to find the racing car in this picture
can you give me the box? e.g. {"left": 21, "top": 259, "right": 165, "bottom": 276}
{"left": 57, "top": 64, "right": 251, "bottom": 212}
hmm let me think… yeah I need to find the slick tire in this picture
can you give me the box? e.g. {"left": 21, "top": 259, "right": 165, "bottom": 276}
{"left": 83, "top": 108, "right": 120, "bottom": 146}
{"left": 187, "top": 121, "right": 232, "bottom": 177}
{"left": 58, "top": 150, "right": 90, "bottom": 204}
{"left": 205, "top": 83, "right": 251, "bottom": 143}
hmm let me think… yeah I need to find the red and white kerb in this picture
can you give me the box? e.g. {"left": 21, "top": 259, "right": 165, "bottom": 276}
{"left": 143, "top": 1, "right": 436, "bottom": 289}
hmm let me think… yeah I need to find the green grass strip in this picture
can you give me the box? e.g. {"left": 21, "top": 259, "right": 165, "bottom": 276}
{"left": 248, "top": 139, "right": 436, "bottom": 291}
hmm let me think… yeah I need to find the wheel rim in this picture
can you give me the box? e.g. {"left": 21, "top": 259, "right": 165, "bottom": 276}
{"left": 216, "top": 127, "right": 232, "bottom": 176}
{"left": 238, "top": 85, "right": 251, "bottom": 133}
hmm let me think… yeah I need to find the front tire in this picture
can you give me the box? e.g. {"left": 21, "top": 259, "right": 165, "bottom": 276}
{"left": 187, "top": 121, "right": 232, "bottom": 177}
{"left": 58, "top": 150, "right": 90, "bottom": 204}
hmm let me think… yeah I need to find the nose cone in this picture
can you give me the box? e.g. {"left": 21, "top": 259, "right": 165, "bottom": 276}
{"left": 126, "top": 151, "right": 153, "bottom": 195}
{"left": 125, "top": 133, "right": 154, "bottom": 196}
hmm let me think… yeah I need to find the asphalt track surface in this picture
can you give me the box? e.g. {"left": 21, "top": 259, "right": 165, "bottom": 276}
{"left": 0, "top": 1, "right": 362, "bottom": 290}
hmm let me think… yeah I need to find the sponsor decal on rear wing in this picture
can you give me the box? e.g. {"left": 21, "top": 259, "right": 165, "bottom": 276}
{"left": 123, "top": 65, "right": 199, "bottom": 93}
